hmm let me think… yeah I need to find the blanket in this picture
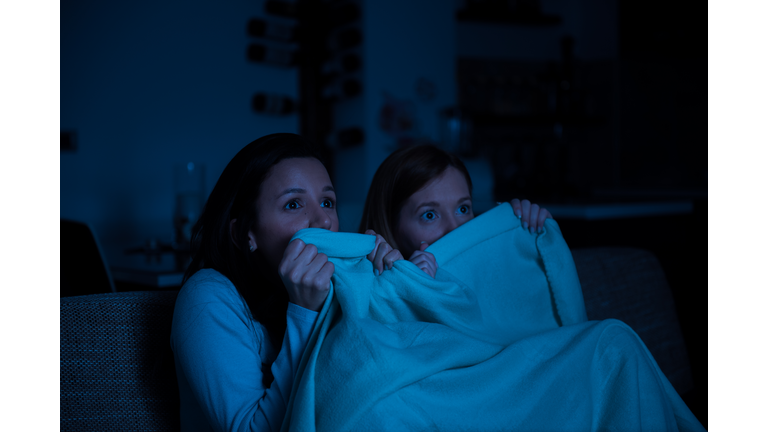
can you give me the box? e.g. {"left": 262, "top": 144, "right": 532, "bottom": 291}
{"left": 282, "top": 203, "right": 704, "bottom": 431}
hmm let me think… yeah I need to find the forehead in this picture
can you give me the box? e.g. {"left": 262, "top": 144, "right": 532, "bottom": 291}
{"left": 409, "top": 166, "right": 470, "bottom": 202}
{"left": 260, "top": 157, "right": 332, "bottom": 195}
{"left": 264, "top": 157, "right": 328, "bottom": 183}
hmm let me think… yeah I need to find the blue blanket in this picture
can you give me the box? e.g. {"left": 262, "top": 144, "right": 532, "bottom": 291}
{"left": 282, "top": 203, "right": 704, "bottom": 431}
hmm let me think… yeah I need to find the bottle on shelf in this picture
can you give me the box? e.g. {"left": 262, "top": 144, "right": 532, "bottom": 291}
{"left": 327, "top": 127, "right": 365, "bottom": 150}
{"left": 247, "top": 43, "right": 298, "bottom": 67}
{"left": 247, "top": 18, "right": 299, "bottom": 42}
{"left": 252, "top": 93, "right": 297, "bottom": 115}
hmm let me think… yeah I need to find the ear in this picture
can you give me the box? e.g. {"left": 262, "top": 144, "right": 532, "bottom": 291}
{"left": 230, "top": 219, "right": 258, "bottom": 252}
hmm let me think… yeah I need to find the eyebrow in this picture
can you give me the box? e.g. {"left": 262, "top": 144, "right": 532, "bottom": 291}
{"left": 415, "top": 201, "right": 441, "bottom": 210}
{"left": 415, "top": 196, "right": 472, "bottom": 211}
{"left": 277, "top": 185, "right": 335, "bottom": 198}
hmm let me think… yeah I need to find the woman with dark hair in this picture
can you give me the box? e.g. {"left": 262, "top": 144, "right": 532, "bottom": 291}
{"left": 171, "top": 133, "right": 401, "bottom": 432}
{"left": 359, "top": 144, "right": 552, "bottom": 277}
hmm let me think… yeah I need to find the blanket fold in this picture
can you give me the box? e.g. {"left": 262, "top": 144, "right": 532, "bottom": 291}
{"left": 282, "top": 203, "right": 704, "bottom": 432}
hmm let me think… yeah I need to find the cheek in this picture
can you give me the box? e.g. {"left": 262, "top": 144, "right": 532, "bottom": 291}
{"left": 457, "top": 215, "right": 474, "bottom": 228}
{"left": 392, "top": 223, "right": 411, "bottom": 252}
{"left": 399, "top": 222, "right": 434, "bottom": 248}
{"left": 258, "top": 218, "right": 301, "bottom": 258}
{"left": 329, "top": 211, "right": 340, "bottom": 232}
{"left": 421, "top": 230, "right": 443, "bottom": 246}
{"left": 281, "top": 220, "right": 312, "bottom": 246}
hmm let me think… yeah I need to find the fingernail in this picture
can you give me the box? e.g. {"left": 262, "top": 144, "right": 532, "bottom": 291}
{"left": 374, "top": 269, "right": 379, "bottom": 276}
{"left": 516, "top": 211, "right": 522, "bottom": 218}
{"left": 420, "top": 241, "right": 426, "bottom": 244}
{"left": 523, "top": 221, "right": 529, "bottom": 230}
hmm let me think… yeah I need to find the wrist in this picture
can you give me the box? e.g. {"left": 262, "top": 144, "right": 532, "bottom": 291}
{"left": 287, "top": 301, "right": 320, "bottom": 321}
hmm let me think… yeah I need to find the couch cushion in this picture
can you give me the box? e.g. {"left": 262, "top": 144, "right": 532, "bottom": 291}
{"left": 60, "top": 291, "right": 180, "bottom": 431}
{"left": 571, "top": 247, "right": 693, "bottom": 396}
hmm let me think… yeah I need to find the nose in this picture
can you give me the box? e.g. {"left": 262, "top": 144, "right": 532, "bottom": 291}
{"left": 308, "top": 202, "right": 332, "bottom": 230}
{"left": 441, "top": 216, "right": 460, "bottom": 237}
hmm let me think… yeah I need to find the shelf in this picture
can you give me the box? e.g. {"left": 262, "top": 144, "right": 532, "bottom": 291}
{"left": 541, "top": 201, "right": 694, "bottom": 221}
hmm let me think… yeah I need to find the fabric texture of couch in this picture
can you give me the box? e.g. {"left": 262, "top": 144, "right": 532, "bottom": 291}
{"left": 59, "top": 247, "right": 693, "bottom": 431}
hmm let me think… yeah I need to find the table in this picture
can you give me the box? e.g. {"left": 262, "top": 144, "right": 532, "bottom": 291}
{"left": 106, "top": 242, "right": 187, "bottom": 290}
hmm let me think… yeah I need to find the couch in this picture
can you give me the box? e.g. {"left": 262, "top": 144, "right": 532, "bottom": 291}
{"left": 60, "top": 247, "right": 694, "bottom": 431}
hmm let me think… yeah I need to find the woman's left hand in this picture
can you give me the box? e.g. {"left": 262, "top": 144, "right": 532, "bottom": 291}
{"left": 510, "top": 198, "right": 553, "bottom": 234}
{"left": 409, "top": 242, "right": 437, "bottom": 278}
{"left": 364, "top": 229, "right": 404, "bottom": 275}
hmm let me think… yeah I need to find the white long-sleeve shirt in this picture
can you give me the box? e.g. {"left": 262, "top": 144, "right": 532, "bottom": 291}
{"left": 171, "top": 269, "right": 317, "bottom": 432}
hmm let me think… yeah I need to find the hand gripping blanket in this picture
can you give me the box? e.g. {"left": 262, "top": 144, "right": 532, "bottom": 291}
{"left": 282, "top": 203, "right": 705, "bottom": 432}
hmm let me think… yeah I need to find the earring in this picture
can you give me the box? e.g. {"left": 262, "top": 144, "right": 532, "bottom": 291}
{"left": 249, "top": 244, "right": 254, "bottom": 252}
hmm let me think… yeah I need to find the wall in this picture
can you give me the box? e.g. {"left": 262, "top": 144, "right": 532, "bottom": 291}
{"left": 332, "top": 0, "right": 457, "bottom": 232}
{"left": 60, "top": 0, "right": 616, "bottom": 242}
{"left": 60, "top": 0, "right": 298, "bottom": 260}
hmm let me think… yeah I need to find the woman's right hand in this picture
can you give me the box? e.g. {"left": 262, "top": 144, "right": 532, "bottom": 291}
{"left": 364, "top": 229, "right": 404, "bottom": 275}
{"left": 510, "top": 198, "right": 553, "bottom": 234}
{"left": 409, "top": 242, "right": 437, "bottom": 278}
{"left": 278, "top": 238, "right": 334, "bottom": 312}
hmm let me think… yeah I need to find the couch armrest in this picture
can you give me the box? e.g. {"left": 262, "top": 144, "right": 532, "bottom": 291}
{"left": 571, "top": 247, "right": 693, "bottom": 396}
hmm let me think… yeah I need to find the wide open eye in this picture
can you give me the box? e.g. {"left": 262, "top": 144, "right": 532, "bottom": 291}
{"left": 321, "top": 199, "right": 335, "bottom": 209}
{"left": 458, "top": 205, "right": 470, "bottom": 215}
{"left": 420, "top": 210, "right": 437, "bottom": 222}
{"left": 285, "top": 200, "right": 300, "bottom": 210}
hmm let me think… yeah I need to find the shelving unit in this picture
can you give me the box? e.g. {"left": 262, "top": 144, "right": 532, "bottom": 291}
{"left": 453, "top": 1, "right": 621, "bottom": 203}
{"left": 245, "top": 0, "right": 365, "bottom": 180}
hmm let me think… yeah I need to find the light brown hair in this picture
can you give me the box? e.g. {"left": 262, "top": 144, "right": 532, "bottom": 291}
{"left": 358, "top": 145, "right": 473, "bottom": 249}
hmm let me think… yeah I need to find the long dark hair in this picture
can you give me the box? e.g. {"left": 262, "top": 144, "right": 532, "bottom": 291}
{"left": 184, "top": 133, "right": 322, "bottom": 343}
{"left": 358, "top": 145, "right": 472, "bottom": 249}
